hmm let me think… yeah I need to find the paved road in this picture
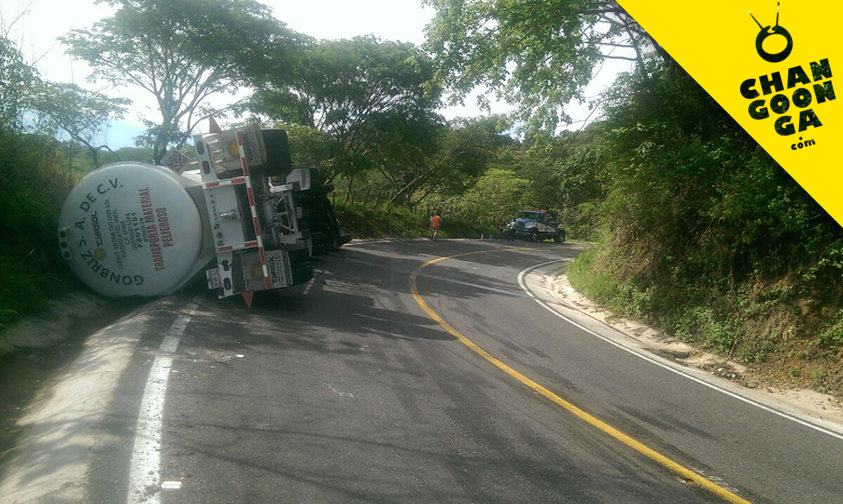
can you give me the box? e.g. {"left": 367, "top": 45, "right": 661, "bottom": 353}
{"left": 4, "top": 240, "right": 843, "bottom": 503}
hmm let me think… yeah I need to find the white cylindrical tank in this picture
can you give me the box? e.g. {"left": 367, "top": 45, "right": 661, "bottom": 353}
{"left": 58, "top": 162, "right": 207, "bottom": 297}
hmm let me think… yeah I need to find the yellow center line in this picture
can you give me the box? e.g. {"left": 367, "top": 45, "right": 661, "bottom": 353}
{"left": 409, "top": 249, "right": 753, "bottom": 504}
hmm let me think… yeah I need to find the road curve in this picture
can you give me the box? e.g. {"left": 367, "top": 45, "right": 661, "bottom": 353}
{"left": 2, "top": 239, "right": 841, "bottom": 503}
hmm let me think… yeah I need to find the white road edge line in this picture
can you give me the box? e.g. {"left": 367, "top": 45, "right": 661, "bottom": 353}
{"left": 517, "top": 259, "right": 843, "bottom": 442}
{"left": 128, "top": 297, "right": 202, "bottom": 504}
{"left": 302, "top": 276, "right": 316, "bottom": 295}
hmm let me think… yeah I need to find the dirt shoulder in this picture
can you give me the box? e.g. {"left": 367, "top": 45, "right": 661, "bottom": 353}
{"left": 0, "top": 293, "right": 133, "bottom": 469}
{"left": 548, "top": 267, "right": 843, "bottom": 429}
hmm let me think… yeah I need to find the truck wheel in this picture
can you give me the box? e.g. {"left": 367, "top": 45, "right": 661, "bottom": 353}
{"left": 530, "top": 229, "right": 539, "bottom": 242}
{"left": 554, "top": 231, "right": 566, "bottom": 243}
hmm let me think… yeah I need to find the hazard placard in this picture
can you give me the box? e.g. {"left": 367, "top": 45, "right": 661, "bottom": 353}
{"left": 161, "top": 148, "right": 193, "bottom": 175}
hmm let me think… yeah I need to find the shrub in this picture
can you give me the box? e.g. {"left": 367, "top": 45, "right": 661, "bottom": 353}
{"left": 335, "top": 202, "right": 491, "bottom": 239}
{"left": 0, "top": 130, "right": 79, "bottom": 329}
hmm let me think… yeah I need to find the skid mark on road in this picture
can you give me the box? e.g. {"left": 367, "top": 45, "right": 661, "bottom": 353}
{"left": 127, "top": 297, "right": 201, "bottom": 504}
{"left": 409, "top": 250, "right": 752, "bottom": 504}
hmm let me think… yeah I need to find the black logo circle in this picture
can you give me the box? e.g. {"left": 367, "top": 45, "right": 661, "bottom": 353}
{"left": 755, "top": 25, "right": 793, "bottom": 63}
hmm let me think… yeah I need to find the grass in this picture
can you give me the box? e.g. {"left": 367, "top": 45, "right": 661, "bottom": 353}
{"left": 566, "top": 247, "right": 618, "bottom": 307}
{"left": 566, "top": 245, "right": 660, "bottom": 323}
{"left": 569, "top": 242, "right": 751, "bottom": 352}
{"left": 567, "top": 239, "right": 843, "bottom": 397}
{"left": 818, "top": 311, "right": 843, "bottom": 348}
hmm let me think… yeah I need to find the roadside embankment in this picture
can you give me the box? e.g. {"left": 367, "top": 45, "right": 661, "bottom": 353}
{"left": 0, "top": 292, "right": 119, "bottom": 359}
{"left": 521, "top": 260, "right": 843, "bottom": 435}
{"left": 564, "top": 245, "right": 843, "bottom": 404}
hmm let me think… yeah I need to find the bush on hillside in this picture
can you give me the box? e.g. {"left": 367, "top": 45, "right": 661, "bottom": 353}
{"left": 335, "top": 202, "right": 492, "bottom": 239}
{"left": 569, "top": 60, "right": 843, "bottom": 378}
{"left": 0, "top": 130, "right": 79, "bottom": 329}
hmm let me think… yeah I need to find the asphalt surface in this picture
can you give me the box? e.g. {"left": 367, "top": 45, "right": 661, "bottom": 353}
{"left": 6, "top": 239, "right": 843, "bottom": 503}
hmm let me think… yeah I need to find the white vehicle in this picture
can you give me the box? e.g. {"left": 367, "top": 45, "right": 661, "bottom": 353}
{"left": 58, "top": 122, "right": 324, "bottom": 306}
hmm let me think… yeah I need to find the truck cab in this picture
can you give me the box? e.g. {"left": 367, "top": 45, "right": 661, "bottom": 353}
{"left": 509, "top": 210, "right": 566, "bottom": 242}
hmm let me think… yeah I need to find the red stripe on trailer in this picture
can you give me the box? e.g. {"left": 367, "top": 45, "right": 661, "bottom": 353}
{"left": 253, "top": 217, "right": 261, "bottom": 236}
{"left": 205, "top": 181, "right": 220, "bottom": 188}
{"left": 245, "top": 240, "right": 258, "bottom": 248}
{"left": 217, "top": 245, "right": 233, "bottom": 252}
{"left": 241, "top": 157, "right": 249, "bottom": 176}
{"left": 248, "top": 186, "right": 255, "bottom": 206}
{"left": 259, "top": 247, "right": 266, "bottom": 265}
{"left": 232, "top": 177, "right": 245, "bottom": 184}
{"left": 264, "top": 277, "right": 271, "bottom": 290}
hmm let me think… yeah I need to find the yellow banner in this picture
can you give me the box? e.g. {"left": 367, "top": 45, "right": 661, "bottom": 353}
{"left": 617, "top": 1, "right": 841, "bottom": 225}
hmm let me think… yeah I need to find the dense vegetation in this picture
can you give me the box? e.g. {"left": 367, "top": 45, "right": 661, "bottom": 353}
{"left": 334, "top": 202, "right": 493, "bottom": 240}
{"left": 567, "top": 62, "right": 843, "bottom": 394}
{"left": 2, "top": 0, "right": 842, "bottom": 394}
{"left": 0, "top": 33, "right": 153, "bottom": 330}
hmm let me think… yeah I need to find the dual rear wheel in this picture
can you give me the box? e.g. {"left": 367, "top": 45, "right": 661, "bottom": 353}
{"left": 529, "top": 229, "right": 567, "bottom": 243}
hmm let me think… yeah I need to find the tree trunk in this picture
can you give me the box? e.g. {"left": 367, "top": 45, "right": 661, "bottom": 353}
{"left": 343, "top": 174, "right": 355, "bottom": 206}
{"left": 363, "top": 183, "right": 373, "bottom": 205}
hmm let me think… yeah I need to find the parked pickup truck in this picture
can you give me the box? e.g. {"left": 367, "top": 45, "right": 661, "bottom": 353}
{"left": 507, "top": 210, "right": 566, "bottom": 242}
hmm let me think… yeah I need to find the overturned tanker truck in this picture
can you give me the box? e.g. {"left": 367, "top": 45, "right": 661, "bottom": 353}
{"left": 57, "top": 121, "right": 349, "bottom": 306}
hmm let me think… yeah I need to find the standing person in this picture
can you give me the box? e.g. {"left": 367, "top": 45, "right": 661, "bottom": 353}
{"left": 429, "top": 212, "right": 435, "bottom": 239}
{"left": 430, "top": 211, "right": 443, "bottom": 241}
{"left": 507, "top": 218, "right": 517, "bottom": 242}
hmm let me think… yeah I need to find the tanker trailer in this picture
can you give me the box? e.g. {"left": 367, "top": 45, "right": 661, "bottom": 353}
{"left": 57, "top": 123, "right": 317, "bottom": 306}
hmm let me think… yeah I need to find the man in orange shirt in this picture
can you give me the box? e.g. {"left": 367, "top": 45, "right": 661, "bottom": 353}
{"left": 430, "top": 211, "right": 443, "bottom": 241}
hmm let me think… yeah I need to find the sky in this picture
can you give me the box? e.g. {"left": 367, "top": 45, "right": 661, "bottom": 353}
{"left": 2, "top": 0, "right": 632, "bottom": 148}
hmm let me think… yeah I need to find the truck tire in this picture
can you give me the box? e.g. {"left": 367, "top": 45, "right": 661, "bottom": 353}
{"left": 530, "top": 229, "right": 539, "bottom": 242}
{"left": 554, "top": 231, "right": 566, "bottom": 243}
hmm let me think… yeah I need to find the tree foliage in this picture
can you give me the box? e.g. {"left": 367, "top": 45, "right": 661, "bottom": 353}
{"left": 63, "top": 0, "right": 303, "bottom": 163}
{"left": 0, "top": 35, "right": 37, "bottom": 131}
{"left": 28, "top": 82, "right": 130, "bottom": 167}
{"left": 566, "top": 59, "right": 843, "bottom": 360}
{"left": 424, "top": 0, "right": 660, "bottom": 129}
{"left": 279, "top": 123, "right": 333, "bottom": 170}
{"left": 455, "top": 168, "right": 532, "bottom": 224}
{"left": 250, "top": 36, "right": 443, "bottom": 186}
{"left": 373, "top": 115, "right": 510, "bottom": 207}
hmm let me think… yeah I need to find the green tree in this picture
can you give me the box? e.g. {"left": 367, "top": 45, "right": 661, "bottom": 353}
{"left": 28, "top": 82, "right": 130, "bottom": 168}
{"left": 0, "top": 35, "right": 37, "bottom": 131}
{"left": 279, "top": 123, "right": 333, "bottom": 170}
{"left": 331, "top": 115, "right": 511, "bottom": 208}
{"left": 250, "top": 36, "right": 443, "bottom": 196}
{"left": 520, "top": 129, "right": 608, "bottom": 207}
{"left": 457, "top": 168, "right": 533, "bottom": 223}
{"left": 63, "top": 0, "right": 303, "bottom": 163}
{"left": 424, "top": 0, "right": 660, "bottom": 129}
{"left": 389, "top": 115, "right": 514, "bottom": 207}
